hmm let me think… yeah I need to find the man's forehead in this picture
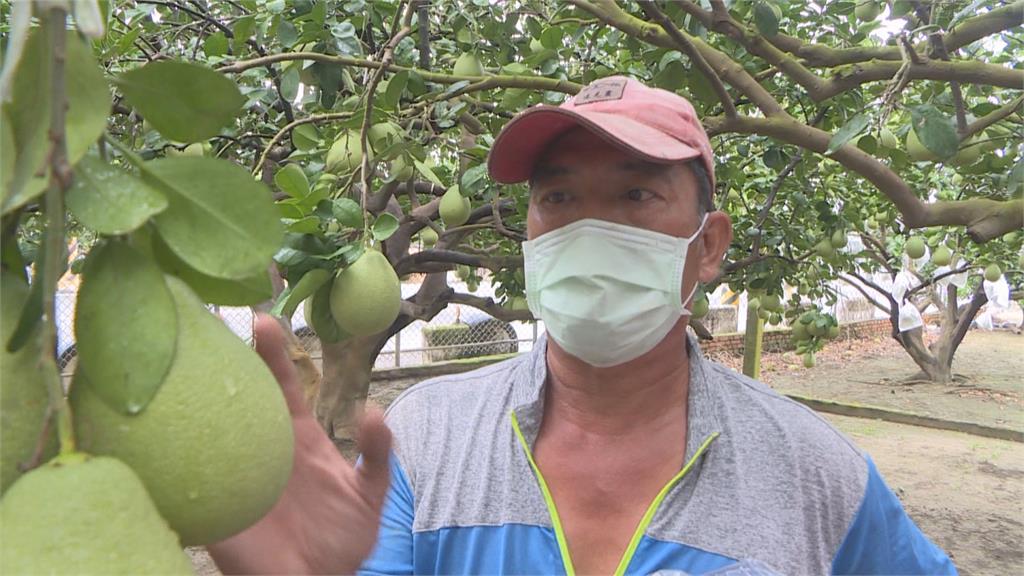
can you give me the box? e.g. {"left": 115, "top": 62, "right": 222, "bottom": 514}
{"left": 531, "top": 158, "right": 669, "bottom": 182}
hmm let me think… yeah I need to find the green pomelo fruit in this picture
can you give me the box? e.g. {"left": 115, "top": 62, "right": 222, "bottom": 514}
{"left": 368, "top": 122, "right": 402, "bottom": 154}
{"left": 984, "top": 264, "right": 1002, "bottom": 282}
{"left": 305, "top": 283, "right": 348, "bottom": 343}
{"left": 727, "top": 189, "right": 741, "bottom": 203}
{"left": 757, "top": 307, "right": 771, "bottom": 321}
{"left": 453, "top": 52, "right": 484, "bottom": 76}
{"left": 748, "top": 297, "right": 761, "bottom": 311}
{"left": 507, "top": 295, "right": 530, "bottom": 312}
{"left": 769, "top": 312, "right": 783, "bottom": 326}
{"left": 855, "top": 0, "right": 881, "bottom": 20}
{"left": 907, "top": 130, "right": 938, "bottom": 162}
{"left": 951, "top": 139, "right": 982, "bottom": 167}
{"left": 1, "top": 271, "right": 58, "bottom": 494}
{"left": 325, "top": 131, "right": 364, "bottom": 174}
{"left": 183, "top": 142, "right": 206, "bottom": 157}
{"left": 803, "top": 352, "right": 816, "bottom": 368}
{"left": 762, "top": 294, "right": 782, "bottom": 312}
{"left": 791, "top": 321, "right": 809, "bottom": 340}
{"left": 329, "top": 249, "right": 402, "bottom": 337}
{"left": 456, "top": 265, "right": 472, "bottom": 281}
{"left": 1003, "top": 231, "right": 1019, "bottom": 243}
{"left": 70, "top": 277, "right": 294, "bottom": 546}
{"left": 440, "top": 185, "right": 471, "bottom": 228}
{"left": 691, "top": 294, "right": 710, "bottom": 319}
{"left": 807, "top": 322, "right": 826, "bottom": 337}
{"left": 815, "top": 238, "right": 835, "bottom": 259}
{"left": 879, "top": 128, "right": 899, "bottom": 148}
{"left": 826, "top": 325, "right": 840, "bottom": 339}
{"left": 831, "top": 229, "right": 848, "bottom": 249}
{"left": 0, "top": 453, "right": 193, "bottom": 575}
{"left": 905, "top": 237, "right": 926, "bottom": 259}
{"left": 931, "top": 246, "right": 953, "bottom": 266}
{"left": 419, "top": 227, "right": 439, "bottom": 248}
{"left": 391, "top": 156, "right": 414, "bottom": 181}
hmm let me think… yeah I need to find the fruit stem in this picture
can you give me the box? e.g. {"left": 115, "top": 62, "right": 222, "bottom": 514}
{"left": 42, "top": 8, "right": 76, "bottom": 455}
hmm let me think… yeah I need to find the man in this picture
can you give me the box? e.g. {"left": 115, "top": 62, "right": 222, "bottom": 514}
{"left": 209, "top": 77, "right": 955, "bottom": 574}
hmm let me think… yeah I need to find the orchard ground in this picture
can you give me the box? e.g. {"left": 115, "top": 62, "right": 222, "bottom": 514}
{"left": 188, "top": 328, "right": 1023, "bottom": 575}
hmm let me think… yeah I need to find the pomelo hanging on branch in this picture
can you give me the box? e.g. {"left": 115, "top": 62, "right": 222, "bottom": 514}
{"left": 70, "top": 277, "right": 294, "bottom": 546}
{"left": 329, "top": 249, "right": 402, "bottom": 337}
{"left": 0, "top": 454, "right": 193, "bottom": 575}
{"left": 440, "top": 184, "right": 471, "bottom": 227}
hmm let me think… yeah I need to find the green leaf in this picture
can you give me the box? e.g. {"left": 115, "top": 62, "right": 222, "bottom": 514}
{"left": 291, "top": 124, "right": 319, "bottom": 151}
{"left": 413, "top": 159, "right": 445, "bottom": 187}
{"left": 116, "top": 61, "right": 245, "bottom": 143}
{"left": 372, "top": 213, "right": 399, "bottom": 241}
{"left": 204, "top": 32, "right": 229, "bottom": 57}
{"left": 233, "top": 15, "right": 256, "bottom": 52}
{"left": 1, "top": 109, "right": 14, "bottom": 195}
{"left": 460, "top": 163, "right": 489, "bottom": 196}
{"left": 145, "top": 157, "right": 283, "bottom": 280}
{"left": 280, "top": 65, "right": 300, "bottom": 102}
{"left": 277, "top": 18, "right": 299, "bottom": 47}
{"left": 752, "top": 2, "right": 781, "bottom": 37}
{"left": 826, "top": 113, "right": 870, "bottom": 155}
{"left": 273, "top": 267, "right": 331, "bottom": 318}
{"left": 383, "top": 70, "right": 409, "bottom": 109}
{"left": 66, "top": 156, "right": 168, "bottom": 234}
{"left": 2, "top": 30, "right": 111, "bottom": 214}
{"left": 285, "top": 216, "right": 320, "bottom": 233}
{"left": 909, "top": 105, "right": 959, "bottom": 159}
{"left": 332, "top": 198, "right": 363, "bottom": 228}
{"left": 274, "top": 164, "right": 310, "bottom": 198}
{"left": 76, "top": 240, "right": 178, "bottom": 415}
{"left": 151, "top": 233, "right": 272, "bottom": 306}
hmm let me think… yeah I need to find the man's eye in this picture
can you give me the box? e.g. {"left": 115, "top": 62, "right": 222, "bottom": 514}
{"left": 626, "top": 188, "right": 654, "bottom": 202}
{"left": 543, "top": 191, "right": 568, "bottom": 204}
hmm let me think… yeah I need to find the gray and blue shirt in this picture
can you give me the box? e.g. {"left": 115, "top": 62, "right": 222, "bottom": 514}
{"left": 360, "top": 335, "right": 955, "bottom": 575}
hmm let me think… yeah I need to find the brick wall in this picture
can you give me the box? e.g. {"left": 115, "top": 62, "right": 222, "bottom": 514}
{"left": 699, "top": 315, "right": 940, "bottom": 356}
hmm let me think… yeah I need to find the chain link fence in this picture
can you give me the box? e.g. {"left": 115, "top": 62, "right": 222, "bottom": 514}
{"left": 52, "top": 270, "right": 907, "bottom": 379}
{"left": 53, "top": 279, "right": 541, "bottom": 377}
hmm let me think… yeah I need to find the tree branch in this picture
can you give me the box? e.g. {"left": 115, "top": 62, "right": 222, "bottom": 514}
{"left": 961, "top": 94, "right": 1024, "bottom": 140}
{"left": 393, "top": 249, "right": 522, "bottom": 277}
{"left": 448, "top": 292, "right": 533, "bottom": 323}
{"left": 219, "top": 52, "right": 583, "bottom": 94}
{"left": 703, "top": 114, "right": 1023, "bottom": 241}
{"left": 637, "top": 1, "right": 736, "bottom": 118}
{"left": 567, "top": 0, "right": 785, "bottom": 116}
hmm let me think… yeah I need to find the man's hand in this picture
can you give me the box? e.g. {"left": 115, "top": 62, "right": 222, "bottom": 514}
{"left": 207, "top": 314, "right": 393, "bottom": 575}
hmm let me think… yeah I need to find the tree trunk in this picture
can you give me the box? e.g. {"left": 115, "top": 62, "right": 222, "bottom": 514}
{"left": 315, "top": 335, "right": 382, "bottom": 445}
{"left": 891, "top": 282, "right": 987, "bottom": 384}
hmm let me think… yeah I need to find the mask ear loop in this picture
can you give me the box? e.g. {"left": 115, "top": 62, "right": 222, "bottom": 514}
{"left": 680, "top": 213, "right": 709, "bottom": 314}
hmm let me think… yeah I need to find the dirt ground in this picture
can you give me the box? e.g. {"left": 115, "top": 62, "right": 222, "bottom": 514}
{"left": 188, "top": 329, "right": 1024, "bottom": 575}
{"left": 707, "top": 329, "right": 1024, "bottom": 432}
{"left": 826, "top": 414, "right": 1023, "bottom": 575}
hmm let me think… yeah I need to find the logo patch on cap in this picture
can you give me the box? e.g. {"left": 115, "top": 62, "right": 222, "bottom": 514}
{"left": 574, "top": 77, "right": 627, "bottom": 105}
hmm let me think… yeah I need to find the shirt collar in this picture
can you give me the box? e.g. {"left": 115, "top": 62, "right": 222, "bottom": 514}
{"left": 511, "top": 332, "right": 723, "bottom": 464}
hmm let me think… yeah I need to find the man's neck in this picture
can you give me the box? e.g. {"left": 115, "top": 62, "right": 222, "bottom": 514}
{"left": 541, "top": 320, "right": 692, "bottom": 438}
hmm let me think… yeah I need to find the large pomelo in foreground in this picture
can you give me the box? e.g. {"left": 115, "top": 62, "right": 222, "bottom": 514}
{"left": 0, "top": 453, "right": 193, "bottom": 575}
{"left": 1, "top": 271, "right": 58, "bottom": 494}
{"left": 329, "top": 249, "right": 401, "bottom": 336}
{"left": 70, "top": 277, "right": 294, "bottom": 546}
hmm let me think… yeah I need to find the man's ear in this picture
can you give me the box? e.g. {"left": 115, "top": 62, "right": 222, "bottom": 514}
{"left": 697, "top": 211, "right": 733, "bottom": 283}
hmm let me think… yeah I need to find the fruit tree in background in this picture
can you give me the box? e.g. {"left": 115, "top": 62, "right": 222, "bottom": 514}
{"left": 4, "top": 0, "right": 1021, "bottom": 443}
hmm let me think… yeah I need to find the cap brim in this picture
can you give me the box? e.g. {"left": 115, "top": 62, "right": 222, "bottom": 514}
{"left": 487, "top": 106, "right": 702, "bottom": 184}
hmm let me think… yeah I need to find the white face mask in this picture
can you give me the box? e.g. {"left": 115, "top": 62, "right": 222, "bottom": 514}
{"left": 523, "top": 216, "right": 707, "bottom": 368}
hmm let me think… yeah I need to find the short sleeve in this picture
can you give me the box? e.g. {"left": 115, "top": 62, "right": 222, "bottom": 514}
{"left": 831, "top": 457, "right": 956, "bottom": 575}
{"left": 358, "top": 454, "right": 415, "bottom": 575}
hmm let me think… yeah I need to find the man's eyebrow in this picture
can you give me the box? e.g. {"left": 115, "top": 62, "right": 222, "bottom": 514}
{"left": 530, "top": 164, "right": 570, "bottom": 183}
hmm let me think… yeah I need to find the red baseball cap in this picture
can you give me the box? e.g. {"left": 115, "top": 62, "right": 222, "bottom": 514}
{"left": 487, "top": 76, "right": 715, "bottom": 190}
